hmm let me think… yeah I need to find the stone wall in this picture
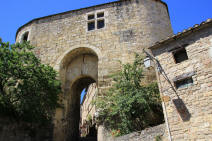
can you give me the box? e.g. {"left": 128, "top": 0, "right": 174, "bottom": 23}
{"left": 0, "top": 118, "right": 52, "bottom": 141}
{"left": 98, "top": 124, "right": 167, "bottom": 141}
{"left": 80, "top": 83, "right": 97, "bottom": 137}
{"left": 81, "top": 83, "right": 97, "bottom": 126}
{"left": 150, "top": 23, "right": 212, "bottom": 140}
{"left": 16, "top": 0, "right": 172, "bottom": 78}
{"left": 16, "top": 0, "right": 173, "bottom": 140}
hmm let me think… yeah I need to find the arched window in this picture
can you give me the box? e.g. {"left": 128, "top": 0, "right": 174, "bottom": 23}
{"left": 22, "top": 31, "right": 29, "bottom": 42}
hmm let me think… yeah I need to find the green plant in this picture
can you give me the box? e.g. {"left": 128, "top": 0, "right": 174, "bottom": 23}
{"left": 87, "top": 114, "right": 92, "bottom": 122}
{"left": 95, "top": 54, "right": 164, "bottom": 136}
{"left": 81, "top": 132, "right": 87, "bottom": 137}
{"left": 111, "top": 129, "right": 121, "bottom": 137}
{"left": 0, "top": 39, "right": 61, "bottom": 125}
{"left": 155, "top": 135, "right": 162, "bottom": 141}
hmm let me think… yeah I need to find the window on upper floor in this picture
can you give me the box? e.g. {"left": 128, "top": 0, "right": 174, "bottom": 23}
{"left": 97, "top": 12, "right": 104, "bottom": 18}
{"left": 88, "top": 21, "right": 95, "bottom": 31}
{"left": 21, "top": 31, "right": 29, "bottom": 42}
{"left": 87, "top": 12, "right": 105, "bottom": 31}
{"left": 88, "top": 14, "right": 95, "bottom": 20}
{"left": 97, "top": 19, "right": 105, "bottom": 29}
{"left": 174, "top": 77, "right": 193, "bottom": 89}
{"left": 172, "top": 48, "right": 188, "bottom": 64}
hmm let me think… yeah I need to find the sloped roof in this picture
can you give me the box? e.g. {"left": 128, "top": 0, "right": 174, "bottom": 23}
{"left": 149, "top": 18, "right": 212, "bottom": 50}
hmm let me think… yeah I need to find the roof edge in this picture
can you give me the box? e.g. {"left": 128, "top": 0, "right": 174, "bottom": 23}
{"left": 149, "top": 19, "right": 212, "bottom": 50}
{"left": 15, "top": 0, "right": 168, "bottom": 40}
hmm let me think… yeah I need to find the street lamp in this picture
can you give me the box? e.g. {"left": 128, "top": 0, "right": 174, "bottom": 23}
{"left": 144, "top": 57, "right": 153, "bottom": 68}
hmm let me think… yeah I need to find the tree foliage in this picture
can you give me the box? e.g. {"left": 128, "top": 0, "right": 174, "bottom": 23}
{"left": 95, "top": 54, "right": 164, "bottom": 136}
{"left": 0, "top": 39, "right": 61, "bottom": 125}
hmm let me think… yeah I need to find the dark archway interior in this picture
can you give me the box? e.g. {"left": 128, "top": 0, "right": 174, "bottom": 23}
{"left": 66, "top": 76, "right": 95, "bottom": 141}
{"left": 80, "top": 124, "right": 97, "bottom": 141}
{"left": 86, "top": 124, "right": 97, "bottom": 140}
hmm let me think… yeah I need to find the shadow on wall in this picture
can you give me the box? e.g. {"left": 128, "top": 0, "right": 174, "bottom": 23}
{"left": 172, "top": 98, "right": 191, "bottom": 121}
{"left": 156, "top": 60, "right": 191, "bottom": 122}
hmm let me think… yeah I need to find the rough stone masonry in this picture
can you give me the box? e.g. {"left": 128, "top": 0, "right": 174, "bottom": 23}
{"left": 149, "top": 19, "right": 212, "bottom": 141}
{"left": 16, "top": 0, "right": 173, "bottom": 140}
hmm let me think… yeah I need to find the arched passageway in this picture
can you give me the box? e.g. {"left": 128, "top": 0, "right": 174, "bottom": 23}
{"left": 66, "top": 76, "right": 96, "bottom": 141}
{"left": 55, "top": 47, "right": 99, "bottom": 141}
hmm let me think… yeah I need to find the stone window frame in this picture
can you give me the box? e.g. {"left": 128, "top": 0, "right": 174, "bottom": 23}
{"left": 173, "top": 71, "right": 195, "bottom": 89}
{"left": 174, "top": 77, "right": 193, "bottom": 89}
{"left": 18, "top": 29, "right": 31, "bottom": 43}
{"left": 86, "top": 10, "right": 106, "bottom": 32}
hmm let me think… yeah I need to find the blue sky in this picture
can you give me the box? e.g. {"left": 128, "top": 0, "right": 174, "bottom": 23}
{"left": 0, "top": 0, "right": 211, "bottom": 44}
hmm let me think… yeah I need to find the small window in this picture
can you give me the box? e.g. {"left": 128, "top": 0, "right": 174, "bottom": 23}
{"left": 22, "top": 32, "right": 29, "bottom": 42}
{"left": 97, "top": 19, "right": 105, "bottom": 29}
{"left": 88, "top": 21, "right": 95, "bottom": 31}
{"left": 87, "top": 12, "right": 105, "bottom": 31}
{"left": 97, "top": 12, "right": 104, "bottom": 18}
{"left": 175, "top": 77, "right": 193, "bottom": 89}
{"left": 173, "top": 48, "right": 188, "bottom": 63}
{"left": 88, "top": 14, "right": 95, "bottom": 20}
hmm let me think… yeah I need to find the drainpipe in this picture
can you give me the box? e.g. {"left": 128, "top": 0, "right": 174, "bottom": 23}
{"left": 157, "top": 72, "right": 172, "bottom": 141}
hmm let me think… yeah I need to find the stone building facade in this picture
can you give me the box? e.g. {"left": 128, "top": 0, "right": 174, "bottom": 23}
{"left": 80, "top": 83, "right": 97, "bottom": 138}
{"left": 149, "top": 19, "right": 212, "bottom": 140}
{"left": 15, "top": 0, "right": 173, "bottom": 140}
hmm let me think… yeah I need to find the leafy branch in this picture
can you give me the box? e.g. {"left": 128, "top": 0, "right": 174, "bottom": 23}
{"left": 95, "top": 54, "right": 164, "bottom": 136}
{"left": 0, "top": 38, "right": 61, "bottom": 125}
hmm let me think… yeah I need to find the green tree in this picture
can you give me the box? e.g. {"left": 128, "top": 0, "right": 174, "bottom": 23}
{"left": 0, "top": 38, "right": 61, "bottom": 125}
{"left": 95, "top": 54, "right": 163, "bottom": 136}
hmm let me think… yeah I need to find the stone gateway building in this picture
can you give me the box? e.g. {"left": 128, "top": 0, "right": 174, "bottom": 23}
{"left": 16, "top": 0, "right": 172, "bottom": 140}
{"left": 14, "top": 0, "right": 212, "bottom": 141}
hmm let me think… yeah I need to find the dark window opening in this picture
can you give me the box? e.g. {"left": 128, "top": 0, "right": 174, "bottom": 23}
{"left": 88, "top": 14, "right": 95, "bottom": 20}
{"left": 22, "top": 32, "right": 29, "bottom": 42}
{"left": 97, "top": 12, "right": 104, "bottom": 18}
{"left": 87, "top": 12, "right": 105, "bottom": 31}
{"left": 88, "top": 22, "right": 95, "bottom": 31}
{"left": 173, "top": 48, "right": 188, "bottom": 63}
{"left": 175, "top": 77, "right": 193, "bottom": 89}
{"left": 97, "top": 19, "right": 105, "bottom": 29}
